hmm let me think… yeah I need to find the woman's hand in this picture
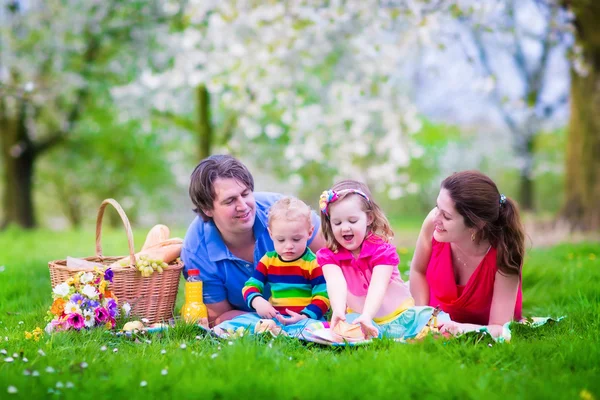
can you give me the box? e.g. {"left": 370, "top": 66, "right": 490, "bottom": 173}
{"left": 439, "top": 321, "right": 465, "bottom": 336}
{"left": 275, "top": 309, "right": 308, "bottom": 325}
{"left": 251, "top": 297, "right": 279, "bottom": 319}
{"left": 329, "top": 310, "right": 347, "bottom": 330}
{"left": 352, "top": 314, "right": 379, "bottom": 339}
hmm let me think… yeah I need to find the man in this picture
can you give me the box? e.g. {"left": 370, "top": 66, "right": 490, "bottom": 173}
{"left": 181, "top": 155, "right": 325, "bottom": 325}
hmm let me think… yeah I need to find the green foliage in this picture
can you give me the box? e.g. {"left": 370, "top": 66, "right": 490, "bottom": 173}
{"left": 35, "top": 104, "right": 176, "bottom": 227}
{"left": 0, "top": 229, "right": 598, "bottom": 399}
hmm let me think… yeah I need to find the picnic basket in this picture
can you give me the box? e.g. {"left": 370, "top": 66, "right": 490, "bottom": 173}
{"left": 48, "top": 199, "right": 183, "bottom": 323}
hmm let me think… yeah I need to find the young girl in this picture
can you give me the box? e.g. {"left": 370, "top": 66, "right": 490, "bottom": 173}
{"left": 317, "top": 180, "right": 449, "bottom": 340}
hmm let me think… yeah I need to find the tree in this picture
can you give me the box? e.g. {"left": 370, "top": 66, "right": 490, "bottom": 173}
{"left": 449, "top": 0, "right": 570, "bottom": 211}
{"left": 113, "top": 0, "right": 453, "bottom": 198}
{"left": 0, "top": 0, "right": 171, "bottom": 228}
{"left": 561, "top": 0, "right": 600, "bottom": 230}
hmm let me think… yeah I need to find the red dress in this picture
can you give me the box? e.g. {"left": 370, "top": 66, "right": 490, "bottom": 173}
{"left": 425, "top": 237, "right": 522, "bottom": 325}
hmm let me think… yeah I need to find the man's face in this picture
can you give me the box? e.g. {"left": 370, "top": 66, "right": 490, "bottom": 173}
{"left": 204, "top": 178, "right": 256, "bottom": 236}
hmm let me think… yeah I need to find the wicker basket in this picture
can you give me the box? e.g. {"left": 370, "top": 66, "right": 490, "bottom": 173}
{"left": 48, "top": 199, "right": 183, "bottom": 324}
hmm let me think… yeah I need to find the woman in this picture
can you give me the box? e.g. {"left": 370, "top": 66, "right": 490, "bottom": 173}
{"left": 410, "top": 171, "right": 525, "bottom": 337}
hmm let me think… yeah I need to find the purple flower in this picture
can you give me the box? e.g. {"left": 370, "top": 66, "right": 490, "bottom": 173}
{"left": 94, "top": 307, "right": 110, "bottom": 324}
{"left": 83, "top": 299, "right": 100, "bottom": 309}
{"left": 67, "top": 313, "right": 85, "bottom": 330}
{"left": 106, "top": 298, "right": 119, "bottom": 318}
{"left": 70, "top": 294, "right": 85, "bottom": 306}
{"left": 104, "top": 268, "right": 114, "bottom": 283}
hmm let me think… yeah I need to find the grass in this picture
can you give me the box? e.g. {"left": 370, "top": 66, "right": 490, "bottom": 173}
{"left": 0, "top": 227, "right": 599, "bottom": 399}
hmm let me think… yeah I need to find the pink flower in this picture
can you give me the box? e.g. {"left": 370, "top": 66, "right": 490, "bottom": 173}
{"left": 67, "top": 313, "right": 85, "bottom": 330}
{"left": 94, "top": 307, "right": 110, "bottom": 324}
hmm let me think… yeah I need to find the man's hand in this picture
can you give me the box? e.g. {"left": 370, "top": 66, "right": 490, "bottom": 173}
{"left": 275, "top": 309, "right": 308, "bottom": 325}
{"left": 251, "top": 297, "right": 279, "bottom": 319}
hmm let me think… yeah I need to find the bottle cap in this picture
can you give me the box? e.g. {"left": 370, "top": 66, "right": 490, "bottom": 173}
{"left": 188, "top": 269, "right": 200, "bottom": 276}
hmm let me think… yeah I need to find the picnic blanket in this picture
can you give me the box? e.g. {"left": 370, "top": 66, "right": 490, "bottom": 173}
{"left": 212, "top": 311, "right": 564, "bottom": 346}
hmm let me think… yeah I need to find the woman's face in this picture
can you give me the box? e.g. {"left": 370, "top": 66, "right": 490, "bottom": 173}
{"left": 432, "top": 188, "right": 472, "bottom": 243}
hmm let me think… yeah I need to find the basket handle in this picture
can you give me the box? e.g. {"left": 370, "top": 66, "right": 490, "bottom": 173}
{"left": 95, "top": 199, "right": 136, "bottom": 267}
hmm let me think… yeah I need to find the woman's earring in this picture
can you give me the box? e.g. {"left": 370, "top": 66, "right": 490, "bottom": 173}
{"left": 471, "top": 231, "right": 476, "bottom": 242}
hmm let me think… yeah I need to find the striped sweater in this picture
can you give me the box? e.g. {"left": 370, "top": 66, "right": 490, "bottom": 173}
{"left": 242, "top": 249, "right": 330, "bottom": 320}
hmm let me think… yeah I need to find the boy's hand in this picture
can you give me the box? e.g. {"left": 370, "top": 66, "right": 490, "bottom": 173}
{"left": 353, "top": 314, "right": 379, "bottom": 339}
{"left": 251, "top": 297, "right": 279, "bottom": 319}
{"left": 275, "top": 309, "right": 308, "bottom": 325}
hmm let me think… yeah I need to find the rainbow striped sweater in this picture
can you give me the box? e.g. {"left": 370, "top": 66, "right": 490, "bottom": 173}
{"left": 242, "top": 249, "right": 330, "bottom": 320}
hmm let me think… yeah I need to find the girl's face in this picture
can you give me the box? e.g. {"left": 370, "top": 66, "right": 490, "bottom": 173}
{"left": 328, "top": 195, "right": 373, "bottom": 256}
{"left": 432, "top": 188, "right": 471, "bottom": 243}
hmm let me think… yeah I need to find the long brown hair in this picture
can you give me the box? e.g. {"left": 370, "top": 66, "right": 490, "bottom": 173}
{"left": 441, "top": 171, "right": 525, "bottom": 276}
{"left": 320, "top": 180, "right": 394, "bottom": 252}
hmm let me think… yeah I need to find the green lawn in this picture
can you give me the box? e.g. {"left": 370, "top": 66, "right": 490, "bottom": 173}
{"left": 0, "top": 228, "right": 598, "bottom": 399}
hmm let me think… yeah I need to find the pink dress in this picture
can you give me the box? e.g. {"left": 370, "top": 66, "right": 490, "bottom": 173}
{"left": 426, "top": 237, "right": 522, "bottom": 325}
{"left": 317, "top": 234, "right": 412, "bottom": 321}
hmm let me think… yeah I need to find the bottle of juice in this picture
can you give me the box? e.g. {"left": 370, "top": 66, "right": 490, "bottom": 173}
{"left": 180, "top": 269, "right": 209, "bottom": 328}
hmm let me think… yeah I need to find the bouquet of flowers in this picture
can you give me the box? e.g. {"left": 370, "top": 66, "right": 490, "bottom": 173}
{"left": 45, "top": 268, "right": 131, "bottom": 333}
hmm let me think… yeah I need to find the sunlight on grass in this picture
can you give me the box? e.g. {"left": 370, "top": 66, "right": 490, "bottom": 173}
{"left": 0, "top": 229, "right": 598, "bottom": 399}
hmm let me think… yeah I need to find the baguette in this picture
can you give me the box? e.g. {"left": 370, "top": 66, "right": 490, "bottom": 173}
{"left": 141, "top": 224, "right": 171, "bottom": 251}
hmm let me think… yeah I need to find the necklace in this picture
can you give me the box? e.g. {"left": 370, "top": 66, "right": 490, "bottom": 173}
{"left": 453, "top": 244, "right": 491, "bottom": 270}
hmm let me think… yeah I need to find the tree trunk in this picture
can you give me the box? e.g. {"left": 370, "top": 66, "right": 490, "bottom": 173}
{"left": 516, "top": 135, "right": 535, "bottom": 212}
{"left": 0, "top": 100, "right": 37, "bottom": 229}
{"left": 519, "top": 169, "right": 534, "bottom": 212}
{"left": 196, "top": 84, "right": 213, "bottom": 160}
{"left": 561, "top": 2, "right": 600, "bottom": 231}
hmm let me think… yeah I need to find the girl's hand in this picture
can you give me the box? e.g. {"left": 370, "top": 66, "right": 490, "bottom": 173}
{"left": 275, "top": 309, "right": 308, "bottom": 325}
{"left": 251, "top": 297, "right": 279, "bottom": 319}
{"left": 353, "top": 314, "right": 379, "bottom": 339}
{"left": 330, "top": 310, "right": 347, "bottom": 330}
{"left": 439, "top": 321, "right": 464, "bottom": 336}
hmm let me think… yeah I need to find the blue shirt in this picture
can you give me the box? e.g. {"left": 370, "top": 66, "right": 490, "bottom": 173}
{"left": 181, "top": 192, "right": 321, "bottom": 311}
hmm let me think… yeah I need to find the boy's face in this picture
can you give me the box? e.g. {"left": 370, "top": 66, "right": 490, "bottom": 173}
{"left": 268, "top": 218, "right": 313, "bottom": 261}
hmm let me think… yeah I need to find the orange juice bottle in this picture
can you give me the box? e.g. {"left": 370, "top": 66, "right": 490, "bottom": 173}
{"left": 180, "top": 269, "right": 209, "bottom": 328}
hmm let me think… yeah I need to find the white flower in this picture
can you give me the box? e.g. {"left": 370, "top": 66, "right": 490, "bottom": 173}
{"left": 100, "top": 346, "right": 107, "bottom": 351}
{"left": 32, "top": 370, "right": 39, "bottom": 376}
{"left": 44, "top": 323, "right": 54, "bottom": 335}
{"left": 37, "top": 349, "right": 46, "bottom": 356}
{"left": 161, "top": 369, "right": 168, "bottom": 376}
{"left": 83, "top": 310, "right": 95, "bottom": 328}
{"left": 81, "top": 285, "right": 98, "bottom": 300}
{"left": 7, "top": 386, "right": 17, "bottom": 394}
{"left": 66, "top": 382, "right": 74, "bottom": 389}
{"left": 53, "top": 283, "right": 70, "bottom": 297}
{"left": 160, "top": 349, "right": 166, "bottom": 354}
{"left": 210, "top": 353, "right": 218, "bottom": 359}
{"left": 180, "top": 343, "right": 186, "bottom": 349}
{"left": 0, "top": 265, "right": 5, "bottom": 272}
{"left": 121, "top": 303, "right": 131, "bottom": 317}
{"left": 22, "top": 357, "right": 28, "bottom": 363}
{"left": 140, "top": 381, "right": 147, "bottom": 387}
{"left": 4, "top": 357, "right": 14, "bottom": 362}
{"left": 79, "top": 272, "right": 94, "bottom": 284}
{"left": 64, "top": 302, "right": 81, "bottom": 315}
{"left": 56, "top": 382, "right": 64, "bottom": 388}
{"left": 80, "top": 362, "right": 88, "bottom": 369}
{"left": 45, "top": 366, "right": 55, "bottom": 373}
{"left": 0, "top": 349, "right": 6, "bottom": 355}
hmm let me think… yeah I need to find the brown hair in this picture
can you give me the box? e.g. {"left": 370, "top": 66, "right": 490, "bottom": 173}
{"left": 189, "top": 155, "right": 254, "bottom": 221}
{"left": 268, "top": 197, "right": 312, "bottom": 229}
{"left": 320, "top": 180, "right": 394, "bottom": 252}
{"left": 441, "top": 170, "right": 525, "bottom": 276}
